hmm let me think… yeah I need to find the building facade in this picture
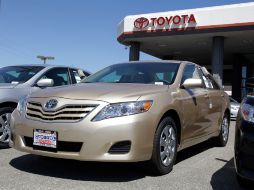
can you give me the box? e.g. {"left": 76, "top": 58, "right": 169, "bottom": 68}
{"left": 117, "top": 2, "right": 254, "bottom": 101}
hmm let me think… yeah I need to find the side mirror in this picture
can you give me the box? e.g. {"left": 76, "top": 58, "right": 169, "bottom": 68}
{"left": 36, "top": 78, "right": 54, "bottom": 87}
{"left": 181, "top": 78, "right": 203, "bottom": 89}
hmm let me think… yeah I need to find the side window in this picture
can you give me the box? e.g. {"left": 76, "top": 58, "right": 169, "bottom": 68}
{"left": 70, "top": 69, "right": 88, "bottom": 84}
{"left": 40, "top": 68, "right": 70, "bottom": 87}
{"left": 181, "top": 64, "right": 202, "bottom": 84}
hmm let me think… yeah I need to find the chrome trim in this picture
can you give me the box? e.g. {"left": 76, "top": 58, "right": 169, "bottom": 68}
{"left": 26, "top": 101, "right": 98, "bottom": 123}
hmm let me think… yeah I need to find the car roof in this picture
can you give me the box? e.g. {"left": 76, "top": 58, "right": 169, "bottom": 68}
{"left": 119, "top": 60, "right": 186, "bottom": 64}
{"left": 114, "top": 60, "right": 199, "bottom": 66}
{"left": 0, "top": 64, "right": 91, "bottom": 74}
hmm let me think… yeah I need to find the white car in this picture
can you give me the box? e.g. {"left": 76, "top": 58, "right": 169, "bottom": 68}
{"left": 230, "top": 97, "right": 240, "bottom": 119}
{"left": 0, "top": 64, "right": 90, "bottom": 147}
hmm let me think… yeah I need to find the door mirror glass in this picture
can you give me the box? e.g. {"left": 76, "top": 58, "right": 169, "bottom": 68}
{"left": 37, "top": 78, "right": 54, "bottom": 87}
{"left": 182, "top": 78, "right": 202, "bottom": 89}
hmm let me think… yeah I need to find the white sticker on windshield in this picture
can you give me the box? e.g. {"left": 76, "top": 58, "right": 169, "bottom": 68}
{"left": 155, "top": 82, "right": 164, "bottom": 85}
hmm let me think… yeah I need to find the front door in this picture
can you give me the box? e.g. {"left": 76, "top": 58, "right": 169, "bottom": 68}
{"left": 180, "top": 64, "right": 211, "bottom": 144}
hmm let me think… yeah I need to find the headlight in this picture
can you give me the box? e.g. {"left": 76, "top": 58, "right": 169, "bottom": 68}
{"left": 241, "top": 103, "right": 254, "bottom": 122}
{"left": 17, "top": 96, "right": 28, "bottom": 115}
{"left": 93, "top": 100, "right": 153, "bottom": 121}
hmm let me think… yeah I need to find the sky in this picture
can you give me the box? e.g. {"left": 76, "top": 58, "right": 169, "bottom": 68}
{"left": 0, "top": 0, "right": 253, "bottom": 73}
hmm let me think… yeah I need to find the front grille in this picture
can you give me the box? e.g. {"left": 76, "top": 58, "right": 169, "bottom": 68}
{"left": 108, "top": 141, "right": 131, "bottom": 154}
{"left": 24, "top": 136, "right": 83, "bottom": 152}
{"left": 26, "top": 102, "right": 97, "bottom": 122}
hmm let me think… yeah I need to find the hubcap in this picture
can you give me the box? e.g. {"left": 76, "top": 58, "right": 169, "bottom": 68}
{"left": 0, "top": 113, "right": 11, "bottom": 144}
{"left": 160, "top": 125, "right": 176, "bottom": 166}
{"left": 221, "top": 117, "right": 229, "bottom": 142}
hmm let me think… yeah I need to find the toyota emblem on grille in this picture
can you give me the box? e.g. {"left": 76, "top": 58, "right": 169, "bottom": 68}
{"left": 44, "top": 99, "right": 58, "bottom": 110}
{"left": 134, "top": 17, "right": 149, "bottom": 29}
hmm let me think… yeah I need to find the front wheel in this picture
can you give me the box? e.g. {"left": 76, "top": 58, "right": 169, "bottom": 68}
{"left": 0, "top": 107, "right": 14, "bottom": 148}
{"left": 149, "top": 117, "right": 178, "bottom": 175}
{"left": 215, "top": 113, "right": 229, "bottom": 147}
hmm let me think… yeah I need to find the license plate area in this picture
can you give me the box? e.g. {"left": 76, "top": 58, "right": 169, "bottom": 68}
{"left": 33, "top": 129, "right": 58, "bottom": 152}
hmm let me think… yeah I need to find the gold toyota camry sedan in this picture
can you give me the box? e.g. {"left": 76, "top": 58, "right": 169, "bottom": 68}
{"left": 10, "top": 61, "right": 230, "bottom": 175}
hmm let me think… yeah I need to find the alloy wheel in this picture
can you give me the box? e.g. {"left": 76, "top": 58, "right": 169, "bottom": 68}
{"left": 221, "top": 117, "right": 229, "bottom": 142}
{"left": 0, "top": 113, "right": 11, "bottom": 144}
{"left": 160, "top": 125, "right": 176, "bottom": 166}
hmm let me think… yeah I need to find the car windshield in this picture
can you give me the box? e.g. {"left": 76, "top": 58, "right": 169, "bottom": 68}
{"left": 82, "top": 63, "right": 180, "bottom": 85}
{"left": 0, "top": 66, "right": 44, "bottom": 84}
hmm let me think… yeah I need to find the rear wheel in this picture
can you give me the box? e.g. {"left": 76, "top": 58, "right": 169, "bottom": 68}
{"left": 215, "top": 113, "right": 229, "bottom": 147}
{"left": 0, "top": 107, "right": 14, "bottom": 148}
{"left": 149, "top": 117, "right": 178, "bottom": 175}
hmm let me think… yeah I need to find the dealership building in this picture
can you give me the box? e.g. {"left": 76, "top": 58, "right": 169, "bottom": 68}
{"left": 117, "top": 2, "right": 254, "bottom": 101}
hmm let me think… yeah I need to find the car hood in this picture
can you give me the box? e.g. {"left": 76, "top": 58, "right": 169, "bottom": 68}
{"left": 30, "top": 83, "right": 169, "bottom": 103}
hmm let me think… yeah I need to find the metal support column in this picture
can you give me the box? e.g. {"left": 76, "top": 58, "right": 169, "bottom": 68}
{"left": 232, "top": 54, "right": 243, "bottom": 102}
{"left": 212, "top": 36, "right": 224, "bottom": 86}
{"left": 129, "top": 42, "right": 140, "bottom": 61}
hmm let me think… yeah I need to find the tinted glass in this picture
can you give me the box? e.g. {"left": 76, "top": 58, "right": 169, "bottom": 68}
{"left": 40, "top": 68, "right": 70, "bottom": 87}
{"left": 82, "top": 63, "right": 180, "bottom": 85}
{"left": 0, "top": 66, "right": 44, "bottom": 84}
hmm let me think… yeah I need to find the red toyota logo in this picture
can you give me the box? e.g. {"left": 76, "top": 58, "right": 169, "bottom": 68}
{"left": 134, "top": 17, "right": 149, "bottom": 29}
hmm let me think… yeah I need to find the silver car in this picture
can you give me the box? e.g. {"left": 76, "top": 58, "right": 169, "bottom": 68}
{"left": 0, "top": 64, "right": 90, "bottom": 147}
{"left": 230, "top": 97, "right": 240, "bottom": 119}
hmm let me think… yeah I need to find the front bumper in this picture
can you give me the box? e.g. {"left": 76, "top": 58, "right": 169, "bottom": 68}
{"left": 235, "top": 119, "right": 254, "bottom": 180}
{"left": 10, "top": 108, "right": 158, "bottom": 162}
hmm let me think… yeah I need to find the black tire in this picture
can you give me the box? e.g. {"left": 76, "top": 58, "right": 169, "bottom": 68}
{"left": 214, "top": 113, "right": 229, "bottom": 147}
{"left": 149, "top": 117, "right": 178, "bottom": 175}
{"left": 0, "top": 107, "right": 15, "bottom": 148}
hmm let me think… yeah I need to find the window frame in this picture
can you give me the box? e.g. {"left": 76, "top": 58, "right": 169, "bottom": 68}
{"left": 33, "top": 67, "right": 71, "bottom": 87}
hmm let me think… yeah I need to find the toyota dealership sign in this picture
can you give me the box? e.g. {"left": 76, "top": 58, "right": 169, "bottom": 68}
{"left": 134, "top": 14, "right": 197, "bottom": 30}
{"left": 118, "top": 3, "right": 254, "bottom": 38}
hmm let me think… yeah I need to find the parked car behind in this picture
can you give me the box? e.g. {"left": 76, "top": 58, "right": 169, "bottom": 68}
{"left": 0, "top": 64, "right": 90, "bottom": 148}
{"left": 235, "top": 94, "right": 254, "bottom": 184}
{"left": 230, "top": 97, "right": 240, "bottom": 120}
{"left": 10, "top": 61, "right": 230, "bottom": 175}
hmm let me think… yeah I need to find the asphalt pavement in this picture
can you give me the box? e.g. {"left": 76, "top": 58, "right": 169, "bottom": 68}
{"left": 0, "top": 121, "right": 250, "bottom": 190}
